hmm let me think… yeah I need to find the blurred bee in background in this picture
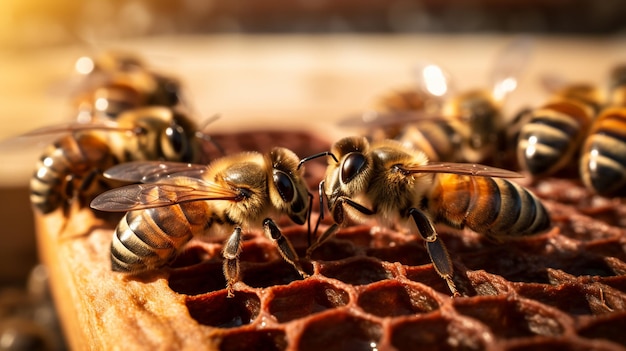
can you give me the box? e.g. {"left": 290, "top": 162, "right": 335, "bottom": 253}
{"left": 340, "top": 37, "right": 533, "bottom": 165}
{"left": 29, "top": 106, "right": 203, "bottom": 217}
{"left": 516, "top": 64, "right": 626, "bottom": 196}
{"left": 579, "top": 107, "right": 626, "bottom": 196}
{"left": 71, "top": 51, "right": 185, "bottom": 122}
{"left": 516, "top": 82, "right": 604, "bottom": 177}
{"left": 300, "top": 136, "right": 551, "bottom": 296}
{"left": 90, "top": 148, "right": 312, "bottom": 297}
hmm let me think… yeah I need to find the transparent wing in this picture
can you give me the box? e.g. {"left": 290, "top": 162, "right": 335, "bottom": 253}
{"left": 104, "top": 161, "right": 208, "bottom": 183}
{"left": 17, "top": 121, "right": 139, "bottom": 137}
{"left": 490, "top": 36, "right": 534, "bottom": 102}
{"left": 90, "top": 177, "right": 241, "bottom": 212}
{"left": 414, "top": 62, "right": 454, "bottom": 99}
{"left": 539, "top": 72, "right": 570, "bottom": 94}
{"left": 399, "top": 162, "right": 523, "bottom": 178}
{"left": 337, "top": 110, "right": 445, "bottom": 129}
{"left": 0, "top": 120, "right": 136, "bottom": 152}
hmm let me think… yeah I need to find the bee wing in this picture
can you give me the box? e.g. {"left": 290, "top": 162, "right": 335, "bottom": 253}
{"left": 337, "top": 110, "right": 445, "bottom": 129}
{"left": 401, "top": 162, "right": 524, "bottom": 178}
{"left": 90, "top": 178, "right": 241, "bottom": 212}
{"left": 414, "top": 62, "right": 454, "bottom": 99}
{"left": 17, "top": 121, "right": 139, "bottom": 137}
{"left": 104, "top": 161, "right": 208, "bottom": 183}
{"left": 539, "top": 72, "right": 570, "bottom": 94}
{"left": 489, "top": 36, "right": 534, "bottom": 102}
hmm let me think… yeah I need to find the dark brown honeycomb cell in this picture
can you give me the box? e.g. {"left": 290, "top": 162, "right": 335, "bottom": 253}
{"left": 404, "top": 265, "right": 453, "bottom": 295}
{"left": 267, "top": 278, "right": 349, "bottom": 323}
{"left": 515, "top": 282, "right": 604, "bottom": 316}
{"left": 356, "top": 279, "right": 440, "bottom": 317}
{"left": 366, "top": 240, "right": 432, "bottom": 266}
{"left": 218, "top": 329, "right": 287, "bottom": 351}
{"left": 319, "top": 257, "right": 393, "bottom": 286}
{"left": 293, "top": 310, "right": 383, "bottom": 351}
{"left": 452, "top": 296, "right": 572, "bottom": 338}
{"left": 389, "top": 313, "right": 491, "bottom": 351}
{"left": 168, "top": 261, "right": 226, "bottom": 296}
{"left": 238, "top": 240, "right": 283, "bottom": 264}
{"left": 185, "top": 291, "right": 260, "bottom": 328}
{"left": 306, "top": 239, "right": 358, "bottom": 261}
{"left": 504, "top": 336, "right": 624, "bottom": 351}
{"left": 577, "top": 310, "right": 626, "bottom": 347}
{"left": 241, "top": 260, "right": 310, "bottom": 289}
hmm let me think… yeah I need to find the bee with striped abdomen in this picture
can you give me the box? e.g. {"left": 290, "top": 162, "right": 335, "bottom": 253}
{"left": 516, "top": 83, "right": 604, "bottom": 178}
{"left": 72, "top": 51, "right": 184, "bottom": 122}
{"left": 300, "top": 136, "right": 551, "bottom": 296}
{"left": 90, "top": 148, "right": 312, "bottom": 296}
{"left": 29, "top": 106, "right": 202, "bottom": 216}
{"left": 580, "top": 107, "right": 626, "bottom": 196}
{"left": 342, "top": 37, "right": 532, "bottom": 165}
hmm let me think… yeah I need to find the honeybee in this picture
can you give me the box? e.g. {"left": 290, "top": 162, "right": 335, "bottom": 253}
{"left": 343, "top": 37, "right": 532, "bottom": 165}
{"left": 30, "top": 106, "right": 202, "bottom": 216}
{"left": 72, "top": 51, "right": 184, "bottom": 122}
{"left": 516, "top": 84, "right": 603, "bottom": 177}
{"left": 90, "top": 148, "right": 312, "bottom": 297}
{"left": 580, "top": 107, "right": 626, "bottom": 196}
{"left": 300, "top": 136, "right": 551, "bottom": 296}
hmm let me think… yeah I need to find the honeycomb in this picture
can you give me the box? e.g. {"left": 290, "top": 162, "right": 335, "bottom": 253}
{"left": 39, "top": 130, "right": 626, "bottom": 350}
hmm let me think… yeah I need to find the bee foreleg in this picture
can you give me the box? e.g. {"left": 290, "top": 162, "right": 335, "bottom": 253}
{"left": 222, "top": 227, "right": 243, "bottom": 298}
{"left": 306, "top": 223, "right": 339, "bottom": 259}
{"left": 331, "top": 196, "right": 375, "bottom": 224}
{"left": 263, "top": 218, "right": 309, "bottom": 278}
{"left": 409, "top": 208, "right": 459, "bottom": 297}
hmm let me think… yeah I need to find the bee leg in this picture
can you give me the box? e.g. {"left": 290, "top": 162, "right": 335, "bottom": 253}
{"left": 409, "top": 208, "right": 459, "bottom": 297}
{"left": 222, "top": 227, "right": 243, "bottom": 298}
{"left": 263, "top": 218, "right": 309, "bottom": 279}
{"left": 307, "top": 196, "right": 375, "bottom": 258}
{"left": 306, "top": 223, "right": 339, "bottom": 259}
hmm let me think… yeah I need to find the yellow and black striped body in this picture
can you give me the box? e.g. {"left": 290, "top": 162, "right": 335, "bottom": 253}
{"left": 112, "top": 201, "right": 215, "bottom": 273}
{"left": 427, "top": 173, "right": 551, "bottom": 239}
{"left": 580, "top": 107, "right": 626, "bottom": 196}
{"left": 396, "top": 120, "right": 464, "bottom": 163}
{"left": 30, "top": 107, "right": 200, "bottom": 215}
{"left": 106, "top": 149, "right": 311, "bottom": 276}
{"left": 30, "top": 133, "right": 119, "bottom": 214}
{"left": 75, "top": 51, "right": 183, "bottom": 121}
{"left": 517, "top": 98, "right": 595, "bottom": 177}
{"left": 443, "top": 89, "right": 504, "bottom": 163}
{"left": 517, "top": 84, "right": 603, "bottom": 177}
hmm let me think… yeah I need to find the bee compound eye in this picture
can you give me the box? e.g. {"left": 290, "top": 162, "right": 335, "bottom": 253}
{"left": 164, "top": 123, "right": 188, "bottom": 156}
{"left": 273, "top": 170, "right": 295, "bottom": 203}
{"left": 341, "top": 152, "right": 366, "bottom": 184}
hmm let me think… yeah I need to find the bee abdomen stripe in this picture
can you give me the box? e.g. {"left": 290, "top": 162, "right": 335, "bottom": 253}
{"left": 489, "top": 179, "right": 523, "bottom": 232}
{"left": 466, "top": 177, "right": 501, "bottom": 231}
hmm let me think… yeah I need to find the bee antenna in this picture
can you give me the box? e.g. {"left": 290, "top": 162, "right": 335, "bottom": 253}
{"left": 199, "top": 113, "right": 222, "bottom": 130}
{"left": 310, "top": 180, "right": 326, "bottom": 247}
{"left": 195, "top": 113, "right": 225, "bottom": 156}
{"left": 298, "top": 151, "right": 339, "bottom": 170}
{"left": 195, "top": 131, "right": 225, "bottom": 156}
{"left": 306, "top": 192, "right": 314, "bottom": 246}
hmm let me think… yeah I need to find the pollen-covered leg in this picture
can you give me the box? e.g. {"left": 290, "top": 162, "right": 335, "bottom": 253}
{"left": 263, "top": 218, "right": 309, "bottom": 278}
{"left": 222, "top": 227, "right": 243, "bottom": 298}
{"left": 409, "top": 208, "right": 459, "bottom": 297}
